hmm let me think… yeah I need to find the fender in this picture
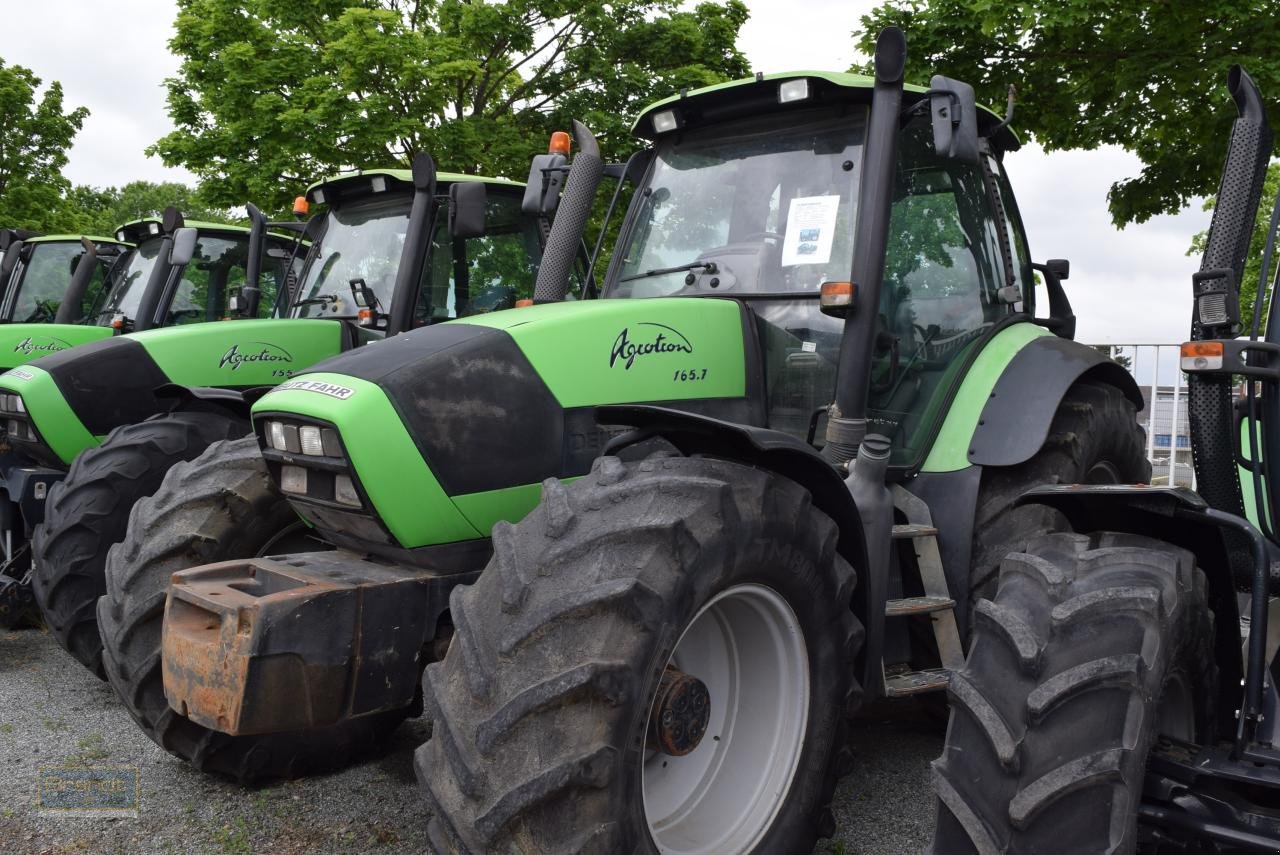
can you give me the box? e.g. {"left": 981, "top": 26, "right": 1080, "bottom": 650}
{"left": 154, "top": 383, "right": 273, "bottom": 422}
{"left": 597, "top": 404, "right": 878, "bottom": 689}
{"left": 967, "top": 336, "right": 1143, "bottom": 467}
{"left": 1016, "top": 483, "right": 1250, "bottom": 732}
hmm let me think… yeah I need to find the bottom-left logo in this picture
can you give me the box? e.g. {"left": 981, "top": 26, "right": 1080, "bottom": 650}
{"left": 37, "top": 766, "right": 139, "bottom": 817}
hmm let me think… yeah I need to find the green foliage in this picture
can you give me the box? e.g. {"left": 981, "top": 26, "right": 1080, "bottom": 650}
{"left": 0, "top": 57, "right": 88, "bottom": 231}
{"left": 153, "top": 0, "right": 751, "bottom": 214}
{"left": 58, "top": 181, "right": 232, "bottom": 235}
{"left": 856, "top": 2, "right": 1280, "bottom": 228}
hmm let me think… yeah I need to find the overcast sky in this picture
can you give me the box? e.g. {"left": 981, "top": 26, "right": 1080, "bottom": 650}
{"left": 3, "top": 0, "right": 1216, "bottom": 344}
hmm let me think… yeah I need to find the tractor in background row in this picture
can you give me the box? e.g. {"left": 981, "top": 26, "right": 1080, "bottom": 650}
{"left": 96, "top": 27, "right": 1166, "bottom": 851}
{"left": 0, "top": 230, "right": 131, "bottom": 327}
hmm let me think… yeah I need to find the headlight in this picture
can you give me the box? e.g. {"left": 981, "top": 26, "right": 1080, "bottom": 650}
{"left": 256, "top": 416, "right": 367, "bottom": 511}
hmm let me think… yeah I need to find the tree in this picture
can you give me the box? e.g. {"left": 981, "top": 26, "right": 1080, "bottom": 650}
{"left": 58, "top": 181, "right": 232, "bottom": 236}
{"left": 0, "top": 58, "right": 88, "bottom": 231}
{"left": 856, "top": 3, "right": 1280, "bottom": 227}
{"left": 152, "top": 0, "right": 751, "bottom": 213}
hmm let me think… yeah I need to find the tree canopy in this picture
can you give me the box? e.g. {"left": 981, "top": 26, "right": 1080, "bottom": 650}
{"left": 59, "top": 181, "right": 231, "bottom": 236}
{"left": 0, "top": 58, "right": 88, "bottom": 232}
{"left": 856, "top": 2, "right": 1280, "bottom": 228}
{"left": 152, "top": 0, "right": 751, "bottom": 212}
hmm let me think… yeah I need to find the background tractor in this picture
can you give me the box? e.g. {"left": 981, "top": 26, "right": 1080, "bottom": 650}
{"left": 22, "top": 155, "right": 585, "bottom": 675}
{"left": 102, "top": 27, "right": 1158, "bottom": 851}
{"left": 928, "top": 67, "right": 1280, "bottom": 852}
{"left": 0, "top": 231, "right": 131, "bottom": 327}
{"left": 0, "top": 213, "right": 300, "bottom": 627}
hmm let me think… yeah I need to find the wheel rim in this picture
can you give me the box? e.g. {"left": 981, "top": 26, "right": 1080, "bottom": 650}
{"left": 256, "top": 520, "right": 332, "bottom": 557}
{"left": 642, "top": 583, "right": 810, "bottom": 854}
{"left": 1085, "top": 459, "right": 1123, "bottom": 485}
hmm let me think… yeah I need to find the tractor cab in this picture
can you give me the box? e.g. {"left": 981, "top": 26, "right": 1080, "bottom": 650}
{"left": 0, "top": 232, "right": 131, "bottom": 325}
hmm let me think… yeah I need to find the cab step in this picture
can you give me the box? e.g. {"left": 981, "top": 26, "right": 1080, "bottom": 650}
{"left": 885, "top": 596, "right": 955, "bottom": 617}
{"left": 884, "top": 667, "right": 950, "bottom": 697}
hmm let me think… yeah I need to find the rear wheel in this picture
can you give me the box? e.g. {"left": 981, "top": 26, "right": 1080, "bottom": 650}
{"left": 96, "top": 436, "right": 396, "bottom": 782}
{"left": 418, "top": 454, "right": 863, "bottom": 853}
{"left": 930, "top": 531, "right": 1215, "bottom": 854}
{"left": 32, "top": 410, "right": 247, "bottom": 676}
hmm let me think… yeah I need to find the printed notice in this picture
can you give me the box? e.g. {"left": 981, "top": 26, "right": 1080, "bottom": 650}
{"left": 781, "top": 195, "right": 840, "bottom": 267}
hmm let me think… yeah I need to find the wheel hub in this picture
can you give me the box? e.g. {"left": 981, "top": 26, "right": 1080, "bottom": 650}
{"left": 648, "top": 665, "right": 711, "bottom": 756}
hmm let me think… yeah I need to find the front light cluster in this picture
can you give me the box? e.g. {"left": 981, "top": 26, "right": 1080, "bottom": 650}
{"left": 0, "top": 393, "right": 36, "bottom": 442}
{"left": 259, "top": 418, "right": 362, "bottom": 509}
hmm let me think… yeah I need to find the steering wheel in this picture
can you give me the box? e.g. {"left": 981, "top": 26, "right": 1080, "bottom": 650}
{"left": 740, "top": 231, "right": 784, "bottom": 243}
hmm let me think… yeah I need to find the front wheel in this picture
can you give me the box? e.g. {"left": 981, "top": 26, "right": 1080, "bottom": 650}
{"left": 930, "top": 531, "right": 1216, "bottom": 854}
{"left": 418, "top": 454, "right": 863, "bottom": 854}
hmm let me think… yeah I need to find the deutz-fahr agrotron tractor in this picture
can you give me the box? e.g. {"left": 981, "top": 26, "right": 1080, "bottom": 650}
{"left": 94, "top": 26, "right": 1273, "bottom": 853}
{"left": 11, "top": 159, "right": 578, "bottom": 642}
{"left": 0, "top": 229, "right": 131, "bottom": 327}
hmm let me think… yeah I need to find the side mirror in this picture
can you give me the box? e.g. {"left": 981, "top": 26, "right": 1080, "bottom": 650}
{"left": 449, "top": 182, "right": 487, "bottom": 240}
{"left": 1045, "top": 258, "right": 1070, "bottom": 281}
{"left": 929, "top": 75, "right": 980, "bottom": 163}
{"left": 522, "top": 152, "right": 568, "bottom": 217}
{"left": 169, "top": 227, "right": 198, "bottom": 266}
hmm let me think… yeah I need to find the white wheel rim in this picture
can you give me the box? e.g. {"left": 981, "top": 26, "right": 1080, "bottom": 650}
{"left": 642, "top": 583, "right": 810, "bottom": 854}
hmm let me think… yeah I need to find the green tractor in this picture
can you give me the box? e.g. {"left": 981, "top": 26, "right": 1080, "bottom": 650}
{"left": 0, "top": 214, "right": 302, "bottom": 626}
{"left": 925, "top": 68, "right": 1280, "bottom": 851}
{"left": 0, "top": 230, "right": 131, "bottom": 328}
{"left": 98, "top": 27, "right": 1158, "bottom": 848}
{"left": 19, "top": 155, "right": 585, "bottom": 666}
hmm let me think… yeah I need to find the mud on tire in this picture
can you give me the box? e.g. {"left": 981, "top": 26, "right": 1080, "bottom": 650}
{"left": 33, "top": 411, "right": 247, "bottom": 676}
{"left": 96, "top": 436, "right": 400, "bottom": 782}
{"left": 418, "top": 454, "right": 864, "bottom": 854}
{"left": 930, "top": 531, "right": 1216, "bottom": 854}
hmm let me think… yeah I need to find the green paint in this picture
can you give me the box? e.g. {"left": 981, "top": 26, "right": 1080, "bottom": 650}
{"left": 0, "top": 366, "right": 95, "bottom": 465}
{"left": 251, "top": 373, "right": 482, "bottom": 546}
{"left": 451, "top": 479, "right": 580, "bottom": 533}
{"left": 305, "top": 169, "right": 522, "bottom": 198}
{"left": 921, "top": 323, "right": 1052, "bottom": 473}
{"left": 0, "top": 325, "right": 114, "bottom": 371}
{"left": 455, "top": 297, "right": 746, "bottom": 407}
{"left": 1239, "top": 414, "right": 1270, "bottom": 529}
{"left": 129, "top": 319, "right": 344, "bottom": 387}
{"left": 21, "top": 235, "right": 130, "bottom": 248}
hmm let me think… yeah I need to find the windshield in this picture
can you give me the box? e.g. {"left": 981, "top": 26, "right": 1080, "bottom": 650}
{"left": 10, "top": 241, "right": 85, "bottom": 322}
{"left": 93, "top": 238, "right": 162, "bottom": 324}
{"left": 291, "top": 196, "right": 411, "bottom": 319}
{"left": 610, "top": 110, "right": 865, "bottom": 299}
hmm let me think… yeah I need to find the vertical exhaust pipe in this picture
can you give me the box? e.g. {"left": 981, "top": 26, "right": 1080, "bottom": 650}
{"left": 242, "top": 202, "right": 267, "bottom": 317}
{"left": 532, "top": 120, "right": 603, "bottom": 304}
{"left": 1189, "top": 66, "right": 1272, "bottom": 518}
{"left": 386, "top": 152, "right": 438, "bottom": 336}
{"left": 134, "top": 206, "right": 185, "bottom": 332}
{"left": 54, "top": 237, "right": 99, "bottom": 324}
{"left": 824, "top": 27, "right": 907, "bottom": 465}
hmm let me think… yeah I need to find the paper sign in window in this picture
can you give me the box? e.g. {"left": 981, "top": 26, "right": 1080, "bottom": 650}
{"left": 781, "top": 196, "right": 840, "bottom": 267}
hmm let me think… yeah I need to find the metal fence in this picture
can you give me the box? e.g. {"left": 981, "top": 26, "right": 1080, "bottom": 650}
{"left": 1091, "top": 344, "right": 1195, "bottom": 488}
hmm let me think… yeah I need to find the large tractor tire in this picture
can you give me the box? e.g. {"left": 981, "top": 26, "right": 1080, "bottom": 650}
{"left": 418, "top": 454, "right": 863, "bottom": 854}
{"left": 33, "top": 411, "right": 248, "bottom": 677}
{"left": 95, "top": 437, "right": 399, "bottom": 782}
{"left": 970, "top": 380, "right": 1150, "bottom": 600}
{"left": 930, "top": 531, "right": 1215, "bottom": 854}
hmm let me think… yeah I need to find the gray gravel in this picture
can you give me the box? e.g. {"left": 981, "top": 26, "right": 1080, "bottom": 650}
{"left": 1, "top": 627, "right": 939, "bottom": 854}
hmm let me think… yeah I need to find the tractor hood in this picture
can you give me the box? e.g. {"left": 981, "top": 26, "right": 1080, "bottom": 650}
{"left": 0, "top": 324, "right": 115, "bottom": 370}
{"left": 0, "top": 319, "right": 347, "bottom": 466}
{"left": 250, "top": 298, "right": 757, "bottom": 556}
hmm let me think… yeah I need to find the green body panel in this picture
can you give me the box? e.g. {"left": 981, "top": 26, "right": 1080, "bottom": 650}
{"left": 921, "top": 323, "right": 1052, "bottom": 473}
{"left": 128, "top": 319, "right": 345, "bottom": 388}
{"left": 251, "top": 373, "right": 482, "bottom": 545}
{"left": 0, "top": 365, "right": 97, "bottom": 463}
{"left": 454, "top": 298, "right": 746, "bottom": 406}
{"left": 0, "top": 325, "right": 114, "bottom": 371}
{"left": 1239, "top": 414, "right": 1269, "bottom": 529}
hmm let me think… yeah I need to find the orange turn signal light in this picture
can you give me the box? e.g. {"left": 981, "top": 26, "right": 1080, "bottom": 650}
{"left": 819, "top": 281, "right": 855, "bottom": 309}
{"left": 1180, "top": 340, "right": 1224, "bottom": 372}
{"left": 516, "top": 298, "right": 534, "bottom": 308}
{"left": 549, "top": 131, "right": 571, "bottom": 156}
{"left": 293, "top": 196, "right": 309, "bottom": 216}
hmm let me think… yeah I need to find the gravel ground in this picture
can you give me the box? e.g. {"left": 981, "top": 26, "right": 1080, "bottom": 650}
{"left": 0, "top": 627, "right": 940, "bottom": 855}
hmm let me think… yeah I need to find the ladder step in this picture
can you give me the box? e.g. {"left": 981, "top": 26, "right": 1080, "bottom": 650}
{"left": 885, "top": 596, "right": 955, "bottom": 617}
{"left": 891, "top": 524, "right": 938, "bottom": 539}
{"left": 884, "top": 668, "right": 950, "bottom": 697}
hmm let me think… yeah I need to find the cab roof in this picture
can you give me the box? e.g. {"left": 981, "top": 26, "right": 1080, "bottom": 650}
{"left": 21, "top": 234, "right": 131, "bottom": 248}
{"left": 304, "top": 168, "right": 524, "bottom": 205}
{"left": 112, "top": 218, "right": 289, "bottom": 245}
{"left": 632, "top": 70, "right": 1019, "bottom": 151}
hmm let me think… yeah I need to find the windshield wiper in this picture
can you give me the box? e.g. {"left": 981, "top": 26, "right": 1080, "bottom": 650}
{"left": 620, "top": 260, "right": 718, "bottom": 283}
{"left": 293, "top": 293, "right": 339, "bottom": 307}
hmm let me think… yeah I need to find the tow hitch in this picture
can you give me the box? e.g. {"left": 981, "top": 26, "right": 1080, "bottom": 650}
{"left": 161, "top": 550, "right": 467, "bottom": 735}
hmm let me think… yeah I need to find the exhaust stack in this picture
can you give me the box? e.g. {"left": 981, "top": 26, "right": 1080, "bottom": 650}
{"left": 532, "top": 120, "right": 603, "bottom": 304}
{"left": 1189, "top": 66, "right": 1272, "bottom": 518}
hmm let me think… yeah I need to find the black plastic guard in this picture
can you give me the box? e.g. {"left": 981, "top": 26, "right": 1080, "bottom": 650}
{"left": 597, "top": 404, "right": 868, "bottom": 578}
{"left": 968, "top": 336, "right": 1142, "bottom": 467}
